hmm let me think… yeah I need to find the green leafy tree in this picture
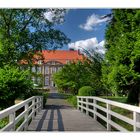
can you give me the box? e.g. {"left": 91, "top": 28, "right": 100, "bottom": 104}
{"left": 0, "top": 65, "right": 33, "bottom": 109}
{"left": 0, "top": 9, "right": 70, "bottom": 109}
{"left": 0, "top": 9, "right": 70, "bottom": 67}
{"left": 53, "top": 50, "right": 103, "bottom": 95}
{"left": 83, "top": 49, "right": 104, "bottom": 95}
{"left": 102, "top": 9, "right": 140, "bottom": 105}
{"left": 53, "top": 61, "right": 88, "bottom": 95}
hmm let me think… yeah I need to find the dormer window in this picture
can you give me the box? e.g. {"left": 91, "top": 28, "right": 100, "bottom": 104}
{"left": 66, "top": 60, "right": 70, "bottom": 64}
{"left": 38, "top": 60, "right": 42, "bottom": 65}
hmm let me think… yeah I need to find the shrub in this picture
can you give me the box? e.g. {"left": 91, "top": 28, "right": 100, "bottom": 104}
{"left": 67, "top": 95, "right": 77, "bottom": 108}
{"left": 78, "top": 86, "right": 96, "bottom": 96}
{"left": 0, "top": 65, "right": 33, "bottom": 109}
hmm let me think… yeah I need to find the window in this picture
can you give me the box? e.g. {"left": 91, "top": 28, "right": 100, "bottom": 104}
{"left": 52, "top": 67, "right": 56, "bottom": 73}
{"left": 38, "top": 60, "right": 42, "bottom": 65}
{"left": 66, "top": 60, "right": 70, "bottom": 64}
{"left": 45, "top": 76, "right": 49, "bottom": 86}
{"left": 32, "top": 66, "right": 36, "bottom": 73}
{"left": 50, "top": 67, "right": 52, "bottom": 74}
{"left": 51, "top": 81, "right": 54, "bottom": 87}
{"left": 32, "top": 77, "right": 35, "bottom": 83}
{"left": 37, "top": 77, "right": 41, "bottom": 85}
{"left": 37, "top": 66, "right": 41, "bottom": 73}
{"left": 58, "top": 67, "right": 62, "bottom": 71}
{"left": 52, "top": 61, "right": 55, "bottom": 65}
{"left": 45, "top": 66, "right": 49, "bottom": 74}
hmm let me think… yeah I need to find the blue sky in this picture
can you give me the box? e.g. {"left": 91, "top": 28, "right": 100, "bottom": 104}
{"left": 46, "top": 9, "right": 112, "bottom": 53}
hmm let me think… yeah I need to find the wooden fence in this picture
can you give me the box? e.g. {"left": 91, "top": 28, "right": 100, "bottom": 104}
{"left": 0, "top": 96, "right": 43, "bottom": 131}
{"left": 77, "top": 96, "right": 140, "bottom": 131}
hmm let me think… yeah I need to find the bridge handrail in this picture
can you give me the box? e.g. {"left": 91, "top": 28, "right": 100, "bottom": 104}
{"left": 77, "top": 96, "right": 140, "bottom": 132}
{"left": 0, "top": 96, "right": 43, "bottom": 131}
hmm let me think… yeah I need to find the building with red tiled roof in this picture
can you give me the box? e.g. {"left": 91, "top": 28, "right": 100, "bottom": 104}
{"left": 26, "top": 50, "right": 84, "bottom": 89}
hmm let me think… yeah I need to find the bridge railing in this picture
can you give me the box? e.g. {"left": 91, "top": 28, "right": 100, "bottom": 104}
{"left": 77, "top": 96, "right": 140, "bottom": 132}
{"left": 0, "top": 96, "right": 43, "bottom": 131}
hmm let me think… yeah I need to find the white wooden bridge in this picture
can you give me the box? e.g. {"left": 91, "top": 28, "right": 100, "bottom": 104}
{"left": 0, "top": 94, "right": 140, "bottom": 131}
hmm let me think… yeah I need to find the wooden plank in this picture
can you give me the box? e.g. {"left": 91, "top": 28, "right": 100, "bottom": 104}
{"left": 109, "top": 110, "right": 134, "bottom": 126}
{"left": 0, "top": 96, "right": 43, "bottom": 131}
{"left": 0, "top": 97, "right": 35, "bottom": 119}
{"left": 109, "top": 120, "right": 128, "bottom": 132}
{"left": 78, "top": 101, "right": 107, "bottom": 115}
{"left": 78, "top": 96, "right": 140, "bottom": 113}
{"left": 1, "top": 122, "right": 14, "bottom": 131}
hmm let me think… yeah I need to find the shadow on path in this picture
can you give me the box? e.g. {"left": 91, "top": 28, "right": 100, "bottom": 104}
{"left": 47, "top": 110, "right": 54, "bottom": 131}
{"left": 33, "top": 93, "right": 69, "bottom": 131}
{"left": 57, "top": 109, "right": 64, "bottom": 131}
{"left": 36, "top": 110, "right": 48, "bottom": 131}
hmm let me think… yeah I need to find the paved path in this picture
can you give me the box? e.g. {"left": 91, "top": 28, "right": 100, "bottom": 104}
{"left": 28, "top": 93, "right": 106, "bottom": 131}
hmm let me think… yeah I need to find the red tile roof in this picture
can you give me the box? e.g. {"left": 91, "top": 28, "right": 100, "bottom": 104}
{"left": 42, "top": 50, "right": 84, "bottom": 64}
{"left": 21, "top": 50, "right": 84, "bottom": 64}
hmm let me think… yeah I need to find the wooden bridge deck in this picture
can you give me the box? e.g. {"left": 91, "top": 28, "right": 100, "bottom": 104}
{"left": 28, "top": 93, "right": 106, "bottom": 131}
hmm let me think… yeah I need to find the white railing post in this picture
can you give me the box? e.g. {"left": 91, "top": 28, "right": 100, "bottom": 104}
{"left": 9, "top": 112, "right": 15, "bottom": 131}
{"left": 38, "top": 97, "right": 42, "bottom": 112}
{"left": 93, "top": 99, "right": 97, "bottom": 120}
{"left": 77, "top": 97, "right": 79, "bottom": 110}
{"left": 86, "top": 98, "right": 88, "bottom": 115}
{"left": 32, "top": 98, "right": 35, "bottom": 119}
{"left": 81, "top": 98, "right": 84, "bottom": 112}
{"left": 133, "top": 112, "right": 140, "bottom": 131}
{"left": 36, "top": 97, "right": 39, "bottom": 114}
{"left": 24, "top": 104, "right": 29, "bottom": 130}
{"left": 107, "top": 103, "right": 111, "bottom": 131}
{"left": 41, "top": 96, "right": 43, "bottom": 109}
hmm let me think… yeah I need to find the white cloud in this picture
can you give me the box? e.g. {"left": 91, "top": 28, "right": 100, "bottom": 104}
{"left": 68, "top": 37, "right": 105, "bottom": 54}
{"left": 79, "top": 14, "right": 110, "bottom": 31}
{"left": 44, "top": 11, "right": 54, "bottom": 22}
{"left": 44, "top": 9, "right": 68, "bottom": 23}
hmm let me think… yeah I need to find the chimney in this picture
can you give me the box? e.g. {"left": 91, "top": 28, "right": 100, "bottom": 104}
{"left": 69, "top": 48, "right": 74, "bottom": 51}
{"left": 78, "top": 49, "right": 81, "bottom": 55}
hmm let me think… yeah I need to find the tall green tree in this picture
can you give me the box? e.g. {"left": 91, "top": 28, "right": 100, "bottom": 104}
{"left": 53, "top": 50, "right": 103, "bottom": 95}
{"left": 0, "top": 65, "right": 33, "bottom": 109}
{"left": 102, "top": 9, "right": 140, "bottom": 105}
{"left": 53, "top": 61, "right": 89, "bottom": 95}
{"left": 0, "top": 9, "right": 70, "bottom": 109}
{"left": 0, "top": 9, "right": 70, "bottom": 67}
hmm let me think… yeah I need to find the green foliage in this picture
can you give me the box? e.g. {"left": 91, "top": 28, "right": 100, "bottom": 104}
{"left": 53, "top": 61, "right": 89, "bottom": 95}
{"left": 0, "top": 119, "right": 8, "bottom": 129}
{"left": 67, "top": 95, "right": 77, "bottom": 108}
{"left": 0, "top": 65, "right": 33, "bottom": 109}
{"left": 78, "top": 86, "right": 96, "bottom": 96}
{"left": 53, "top": 51, "right": 103, "bottom": 95}
{"left": 0, "top": 9, "right": 70, "bottom": 109}
{"left": 102, "top": 9, "right": 140, "bottom": 104}
{"left": 0, "top": 9, "right": 70, "bottom": 67}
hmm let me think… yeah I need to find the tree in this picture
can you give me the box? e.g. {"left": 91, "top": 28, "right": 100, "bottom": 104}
{"left": 0, "top": 9, "right": 70, "bottom": 108}
{"left": 102, "top": 9, "right": 140, "bottom": 105}
{"left": 53, "top": 50, "right": 103, "bottom": 95}
{"left": 82, "top": 49, "right": 104, "bottom": 95}
{"left": 0, "top": 9, "right": 70, "bottom": 67}
{"left": 53, "top": 61, "right": 89, "bottom": 95}
{"left": 0, "top": 65, "right": 33, "bottom": 109}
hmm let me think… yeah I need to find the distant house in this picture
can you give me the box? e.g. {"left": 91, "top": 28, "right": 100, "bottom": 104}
{"left": 21, "top": 50, "right": 84, "bottom": 89}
